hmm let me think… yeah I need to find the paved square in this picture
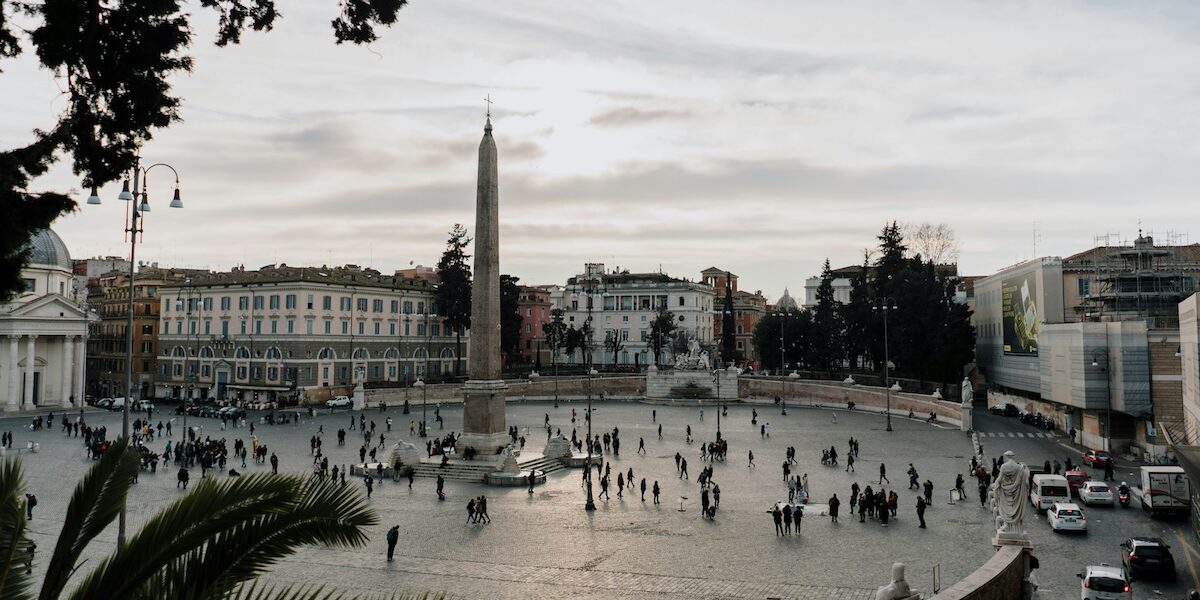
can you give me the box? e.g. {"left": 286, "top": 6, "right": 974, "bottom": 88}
{"left": 6, "top": 400, "right": 995, "bottom": 599}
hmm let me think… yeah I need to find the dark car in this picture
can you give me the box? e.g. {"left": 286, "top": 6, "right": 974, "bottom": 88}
{"left": 1065, "top": 469, "right": 1089, "bottom": 496}
{"left": 1121, "top": 537, "right": 1176, "bottom": 580}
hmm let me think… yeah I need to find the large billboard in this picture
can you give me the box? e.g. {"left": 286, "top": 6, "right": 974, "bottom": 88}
{"left": 1002, "top": 273, "right": 1039, "bottom": 355}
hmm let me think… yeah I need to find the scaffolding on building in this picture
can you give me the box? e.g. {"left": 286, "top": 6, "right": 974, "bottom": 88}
{"left": 1077, "top": 230, "right": 1197, "bottom": 328}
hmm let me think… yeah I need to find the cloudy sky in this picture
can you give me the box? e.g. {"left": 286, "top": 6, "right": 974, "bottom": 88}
{"left": 7, "top": 1, "right": 1200, "bottom": 302}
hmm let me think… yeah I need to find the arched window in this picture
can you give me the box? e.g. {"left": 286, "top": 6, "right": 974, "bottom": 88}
{"left": 383, "top": 347, "right": 399, "bottom": 359}
{"left": 172, "top": 346, "right": 186, "bottom": 357}
{"left": 198, "top": 347, "right": 214, "bottom": 358}
{"left": 413, "top": 347, "right": 428, "bottom": 359}
{"left": 439, "top": 347, "right": 455, "bottom": 359}
{"left": 265, "top": 347, "right": 282, "bottom": 360}
{"left": 234, "top": 347, "right": 251, "bottom": 359}
{"left": 352, "top": 347, "right": 369, "bottom": 360}
{"left": 317, "top": 347, "right": 336, "bottom": 360}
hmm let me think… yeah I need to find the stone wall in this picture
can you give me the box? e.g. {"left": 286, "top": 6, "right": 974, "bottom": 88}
{"left": 926, "top": 546, "right": 1027, "bottom": 600}
{"left": 740, "top": 378, "right": 963, "bottom": 426}
{"left": 645, "top": 369, "right": 738, "bottom": 400}
{"left": 363, "top": 376, "right": 646, "bottom": 407}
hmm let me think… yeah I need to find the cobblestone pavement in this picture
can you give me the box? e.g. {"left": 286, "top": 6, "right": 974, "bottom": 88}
{"left": 974, "top": 410, "right": 1200, "bottom": 600}
{"left": 3, "top": 400, "right": 995, "bottom": 599}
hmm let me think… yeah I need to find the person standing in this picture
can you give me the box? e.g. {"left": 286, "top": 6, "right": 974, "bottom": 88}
{"left": 712, "top": 484, "right": 721, "bottom": 507}
{"left": 828, "top": 494, "right": 840, "bottom": 523}
{"left": 24, "top": 493, "right": 36, "bottom": 519}
{"left": 436, "top": 474, "right": 445, "bottom": 500}
{"left": 923, "top": 479, "right": 934, "bottom": 505}
{"left": 527, "top": 472, "right": 535, "bottom": 494}
{"left": 652, "top": 409, "right": 656, "bottom": 423}
{"left": 772, "top": 505, "right": 783, "bottom": 535}
{"left": 270, "top": 452, "right": 279, "bottom": 475}
{"left": 781, "top": 504, "right": 793, "bottom": 535}
{"left": 640, "top": 478, "right": 647, "bottom": 501}
{"left": 916, "top": 496, "right": 928, "bottom": 528}
{"left": 638, "top": 437, "right": 645, "bottom": 454}
{"left": 879, "top": 463, "right": 889, "bottom": 484}
{"left": 652, "top": 480, "right": 660, "bottom": 504}
{"left": 385, "top": 525, "right": 399, "bottom": 561}
{"left": 658, "top": 424, "right": 662, "bottom": 439}
{"left": 858, "top": 493, "right": 868, "bottom": 522}
{"left": 1104, "top": 460, "right": 1115, "bottom": 482}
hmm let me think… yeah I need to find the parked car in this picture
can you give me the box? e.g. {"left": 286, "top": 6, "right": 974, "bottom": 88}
{"left": 988, "top": 403, "right": 1020, "bottom": 417}
{"left": 108, "top": 397, "right": 126, "bottom": 410}
{"left": 1065, "top": 469, "right": 1090, "bottom": 496}
{"left": 1047, "top": 502, "right": 1087, "bottom": 533}
{"left": 131, "top": 400, "right": 155, "bottom": 412}
{"left": 1083, "top": 450, "right": 1113, "bottom": 468}
{"left": 325, "top": 396, "right": 351, "bottom": 408}
{"left": 1078, "top": 564, "right": 1131, "bottom": 599}
{"left": 1079, "top": 481, "right": 1115, "bottom": 506}
{"left": 96, "top": 398, "right": 114, "bottom": 409}
{"left": 1120, "top": 537, "right": 1176, "bottom": 581}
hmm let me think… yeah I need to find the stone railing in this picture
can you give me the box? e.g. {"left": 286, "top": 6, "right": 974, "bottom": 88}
{"left": 926, "top": 546, "right": 1027, "bottom": 600}
{"left": 362, "top": 375, "right": 646, "bottom": 407}
{"left": 740, "top": 378, "right": 963, "bottom": 427}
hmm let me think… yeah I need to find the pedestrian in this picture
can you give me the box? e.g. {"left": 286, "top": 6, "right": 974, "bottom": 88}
{"left": 924, "top": 480, "right": 934, "bottom": 505}
{"left": 407, "top": 468, "right": 415, "bottom": 489}
{"left": 1053, "top": 460, "right": 1062, "bottom": 475}
{"left": 616, "top": 473, "right": 625, "bottom": 498}
{"left": 978, "top": 482, "right": 988, "bottom": 507}
{"left": 783, "top": 461, "right": 791, "bottom": 482}
{"left": 760, "top": 424, "right": 766, "bottom": 439}
{"left": 675, "top": 452, "right": 682, "bottom": 473}
{"left": 24, "top": 493, "right": 36, "bottom": 519}
{"left": 385, "top": 525, "right": 399, "bottom": 561}
{"left": 713, "top": 483, "right": 720, "bottom": 507}
{"left": 177, "top": 467, "right": 189, "bottom": 489}
{"left": 270, "top": 452, "right": 279, "bottom": 475}
{"left": 680, "top": 458, "right": 689, "bottom": 480}
{"left": 652, "top": 480, "right": 660, "bottom": 504}
{"left": 478, "top": 496, "right": 490, "bottom": 523}
{"left": 652, "top": 409, "right": 656, "bottom": 422}
{"left": 638, "top": 437, "right": 645, "bottom": 454}
{"left": 658, "top": 423, "right": 663, "bottom": 439}
{"left": 748, "top": 450, "right": 755, "bottom": 467}
{"left": 781, "top": 504, "right": 792, "bottom": 535}
{"left": 437, "top": 474, "right": 445, "bottom": 500}
{"left": 916, "top": 496, "right": 927, "bottom": 528}
{"left": 467, "top": 498, "right": 477, "bottom": 524}
{"left": 528, "top": 472, "right": 535, "bottom": 494}
{"left": 858, "top": 494, "right": 868, "bottom": 522}
{"left": 365, "top": 476, "right": 374, "bottom": 499}
{"left": 828, "top": 494, "right": 840, "bottom": 523}
{"left": 879, "top": 463, "right": 889, "bottom": 484}
{"left": 908, "top": 463, "right": 919, "bottom": 489}
{"left": 772, "top": 505, "right": 783, "bottom": 535}
{"left": 1104, "top": 461, "right": 1115, "bottom": 482}
{"left": 640, "top": 478, "right": 647, "bottom": 501}
{"left": 599, "top": 475, "right": 610, "bottom": 500}
{"left": 846, "top": 453, "right": 855, "bottom": 472}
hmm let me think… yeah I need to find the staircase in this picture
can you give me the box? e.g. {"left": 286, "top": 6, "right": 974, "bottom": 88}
{"left": 409, "top": 454, "right": 574, "bottom": 483}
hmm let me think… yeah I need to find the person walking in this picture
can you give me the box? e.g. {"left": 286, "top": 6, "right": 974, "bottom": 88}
{"left": 781, "top": 504, "right": 793, "bottom": 535}
{"left": 907, "top": 464, "right": 919, "bottom": 490}
{"left": 599, "top": 475, "right": 610, "bottom": 500}
{"left": 658, "top": 424, "right": 662, "bottom": 439}
{"left": 978, "top": 481, "right": 988, "bottom": 507}
{"left": 365, "top": 476, "right": 374, "bottom": 499}
{"left": 638, "top": 437, "right": 645, "bottom": 454}
{"left": 436, "top": 474, "right": 445, "bottom": 500}
{"left": 828, "top": 494, "right": 840, "bottom": 523}
{"left": 1103, "top": 461, "right": 1115, "bottom": 482}
{"left": 879, "top": 463, "right": 889, "bottom": 484}
{"left": 916, "top": 496, "right": 928, "bottom": 528}
{"left": 616, "top": 473, "right": 625, "bottom": 498}
{"left": 478, "top": 496, "right": 491, "bottom": 523}
{"left": 466, "top": 498, "right": 477, "bottom": 524}
{"left": 748, "top": 450, "right": 755, "bottom": 468}
{"left": 712, "top": 484, "right": 721, "bottom": 507}
{"left": 177, "top": 467, "right": 189, "bottom": 489}
{"left": 407, "top": 468, "right": 415, "bottom": 489}
{"left": 845, "top": 453, "right": 855, "bottom": 473}
{"left": 652, "top": 480, "right": 660, "bottom": 504}
{"left": 675, "top": 452, "right": 682, "bottom": 473}
{"left": 680, "top": 458, "right": 689, "bottom": 480}
{"left": 527, "top": 472, "right": 535, "bottom": 494}
{"left": 385, "top": 525, "right": 399, "bottom": 561}
{"left": 954, "top": 474, "right": 965, "bottom": 499}
{"left": 652, "top": 409, "right": 656, "bottom": 423}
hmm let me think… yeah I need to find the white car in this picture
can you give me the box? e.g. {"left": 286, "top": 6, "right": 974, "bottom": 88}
{"left": 1047, "top": 502, "right": 1087, "bottom": 533}
{"left": 325, "top": 396, "right": 351, "bottom": 408}
{"left": 1078, "top": 481, "right": 1115, "bottom": 506}
{"left": 1079, "top": 564, "right": 1131, "bottom": 599}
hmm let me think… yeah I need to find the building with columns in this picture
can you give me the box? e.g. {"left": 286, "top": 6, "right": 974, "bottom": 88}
{"left": 0, "top": 229, "right": 89, "bottom": 411}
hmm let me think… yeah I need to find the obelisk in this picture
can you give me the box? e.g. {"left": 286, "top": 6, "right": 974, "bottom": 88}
{"left": 457, "top": 114, "right": 509, "bottom": 455}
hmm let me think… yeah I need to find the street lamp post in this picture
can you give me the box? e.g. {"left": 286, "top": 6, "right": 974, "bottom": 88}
{"left": 573, "top": 276, "right": 603, "bottom": 512}
{"left": 875, "top": 297, "right": 897, "bottom": 432}
{"left": 85, "top": 158, "right": 183, "bottom": 549}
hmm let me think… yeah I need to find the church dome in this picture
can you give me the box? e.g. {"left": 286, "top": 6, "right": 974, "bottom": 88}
{"left": 27, "top": 228, "right": 72, "bottom": 271}
{"left": 776, "top": 287, "right": 798, "bottom": 311}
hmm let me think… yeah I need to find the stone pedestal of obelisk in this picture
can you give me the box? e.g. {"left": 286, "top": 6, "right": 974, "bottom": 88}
{"left": 457, "top": 116, "right": 510, "bottom": 456}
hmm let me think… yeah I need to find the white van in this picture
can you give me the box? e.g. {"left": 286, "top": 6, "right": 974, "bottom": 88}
{"left": 1030, "top": 474, "right": 1071, "bottom": 512}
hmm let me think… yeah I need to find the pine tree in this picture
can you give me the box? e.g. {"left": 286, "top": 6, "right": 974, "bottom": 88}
{"left": 840, "top": 252, "right": 873, "bottom": 370}
{"left": 435, "top": 225, "right": 471, "bottom": 376}
{"left": 811, "top": 259, "right": 843, "bottom": 372}
{"left": 721, "top": 273, "right": 736, "bottom": 364}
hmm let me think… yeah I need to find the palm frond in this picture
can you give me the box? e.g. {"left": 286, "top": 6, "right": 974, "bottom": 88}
{"left": 68, "top": 474, "right": 376, "bottom": 600}
{"left": 231, "top": 580, "right": 449, "bottom": 600}
{"left": 0, "top": 458, "right": 33, "bottom": 600}
{"left": 38, "top": 437, "right": 138, "bottom": 600}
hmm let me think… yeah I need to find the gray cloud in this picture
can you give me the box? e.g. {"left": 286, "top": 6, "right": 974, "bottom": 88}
{"left": 589, "top": 107, "right": 695, "bottom": 127}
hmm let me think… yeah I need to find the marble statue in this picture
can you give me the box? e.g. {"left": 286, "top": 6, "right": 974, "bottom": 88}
{"left": 699, "top": 350, "right": 710, "bottom": 370}
{"left": 873, "top": 562, "right": 918, "bottom": 600}
{"left": 961, "top": 377, "right": 973, "bottom": 406}
{"left": 673, "top": 336, "right": 709, "bottom": 370}
{"left": 990, "top": 450, "right": 1030, "bottom": 535}
{"left": 688, "top": 337, "right": 701, "bottom": 360}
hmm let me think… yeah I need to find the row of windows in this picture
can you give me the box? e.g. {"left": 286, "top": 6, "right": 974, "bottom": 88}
{"left": 162, "top": 317, "right": 451, "bottom": 338}
{"left": 166, "top": 293, "right": 431, "bottom": 316}
{"left": 167, "top": 345, "right": 453, "bottom": 360}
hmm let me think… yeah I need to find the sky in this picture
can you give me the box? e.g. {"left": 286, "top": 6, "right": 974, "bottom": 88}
{"left": 6, "top": 1, "right": 1200, "bottom": 303}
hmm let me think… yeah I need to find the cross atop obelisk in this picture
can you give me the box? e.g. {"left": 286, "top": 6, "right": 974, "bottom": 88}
{"left": 458, "top": 113, "right": 508, "bottom": 456}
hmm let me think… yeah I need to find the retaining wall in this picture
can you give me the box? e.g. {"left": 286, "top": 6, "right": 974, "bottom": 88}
{"left": 926, "top": 546, "right": 1027, "bottom": 600}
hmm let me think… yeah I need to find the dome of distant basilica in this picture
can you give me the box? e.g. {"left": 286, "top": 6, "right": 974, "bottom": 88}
{"left": 776, "top": 287, "right": 798, "bottom": 311}
{"left": 27, "top": 228, "right": 72, "bottom": 271}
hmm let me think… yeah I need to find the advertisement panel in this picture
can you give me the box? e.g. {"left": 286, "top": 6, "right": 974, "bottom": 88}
{"left": 1002, "top": 272, "right": 1039, "bottom": 355}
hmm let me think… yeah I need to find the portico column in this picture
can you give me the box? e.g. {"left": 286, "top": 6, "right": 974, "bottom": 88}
{"left": 23, "top": 335, "right": 36, "bottom": 409}
{"left": 61, "top": 336, "right": 74, "bottom": 408}
{"left": 6, "top": 336, "right": 17, "bottom": 411}
{"left": 74, "top": 337, "right": 85, "bottom": 407}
